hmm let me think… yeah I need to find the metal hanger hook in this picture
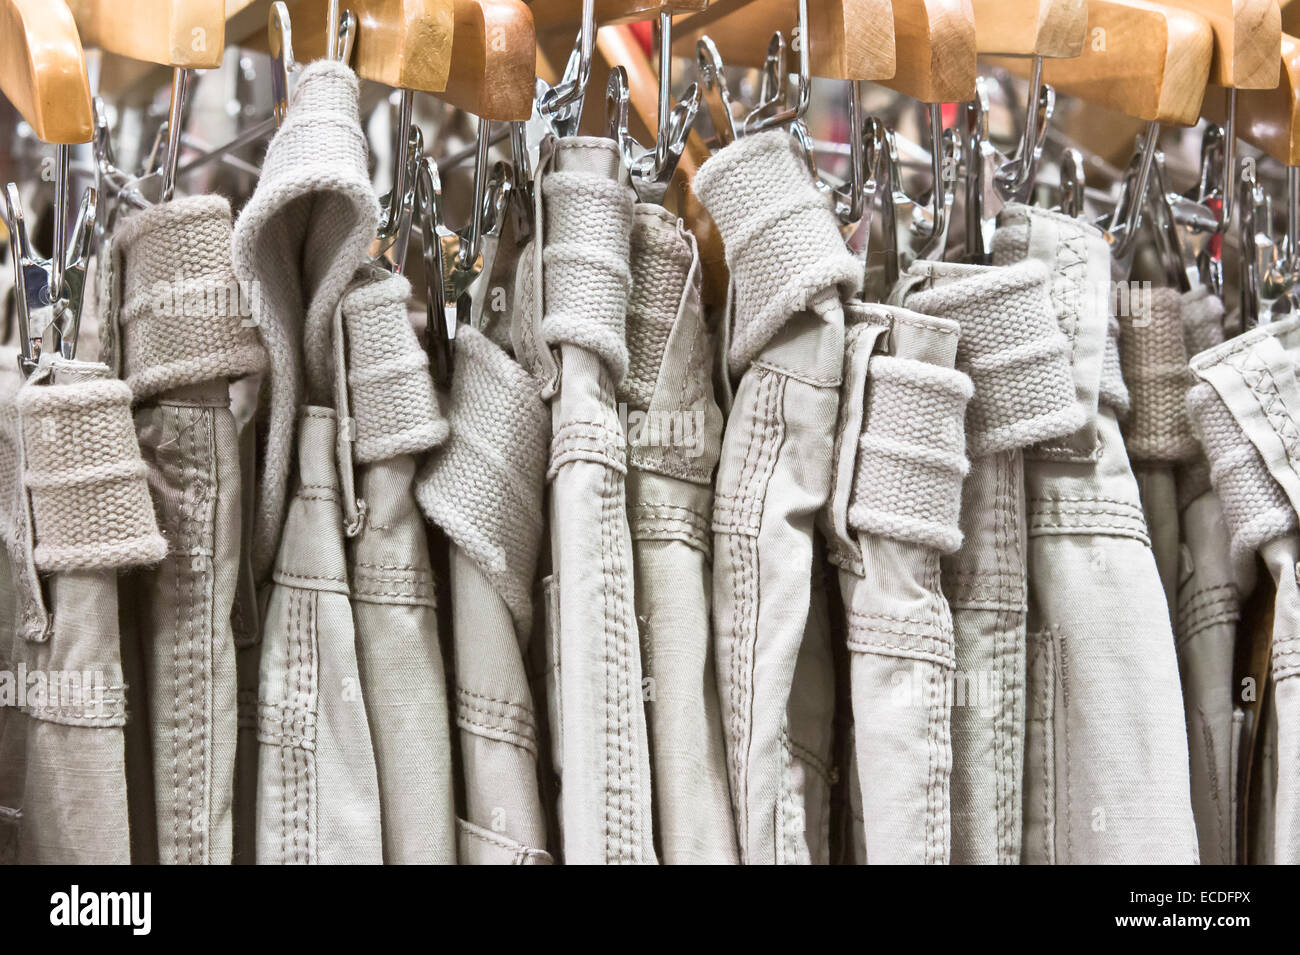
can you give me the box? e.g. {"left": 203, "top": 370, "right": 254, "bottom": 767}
{"left": 742, "top": 0, "right": 810, "bottom": 135}
{"left": 536, "top": 0, "right": 594, "bottom": 137}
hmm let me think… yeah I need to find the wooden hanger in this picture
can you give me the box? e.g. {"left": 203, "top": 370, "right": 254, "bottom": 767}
{"left": 65, "top": 0, "right": 226, "bottom": 69}
{"left": 0, "top": 0, "right": 93, "bottom": 143}
{"left": 971, "top": 0, "right": 1087, "bottom": 58}
{"left": 1236, "top": 33, "right": 1300, "bottom": 162}
{"left": 673, "top": 0, "right": 975, "bottom": 102}
{"left": 1277, "top": 0, "right": 1300, "bottom": 35}
{"left": 669, "top": 0, "right": 897, "bottom": 84}
{"left": 1162, "top": 0, "right": 1280, "bottom": 89}
{"left": 887, "top": 0, "right": 976, "bottom": 100}
{"left": 234, "top": 0, "right": 455, "bottom": 92}
{"left": 528, "top": 0, "right": 707, "bottom": 30}
{"left": 233, "top": 1, "right": 530, "bottom": 116}
{"left": 998, "top": 0, "right": 1214, "bottom": 124}
{"left": 437, "top": 0, "right": 537, "bottom": 119}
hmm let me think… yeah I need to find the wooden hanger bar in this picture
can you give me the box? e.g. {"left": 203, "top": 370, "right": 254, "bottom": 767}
{"left": 673, "top": 0, "right": 975, "bottom": 102}
{"left": 885, "top": 0, "right": 976, "bottom": 100}
{"left": 670, "top": 0, "right": 897, "bottom": 83}
{"left": 1162, "top": 0, "right": 1280, "bottom": 88}
{"left": 236, "top": 0, "right": 455, "bottom": 92}
{"left": 437, "top": 0, "right": 537, "bottom": 119}
{"left": 1000, "top": 0, "right": 1214, "bottom": 124}
{"left": 1277, "top": 0, "right": 1300, "bottom": 35}
{"left": 65, "top": 0, "right": 226, "bottom": 69}
{"left": 1235, "top": 32, "right": 1300, "bottom": 162}
{"left": 0, "top": 0, "right": 92, "bottom": 143}
{"left": 528, "top": 0, "right": 706, "bottom": 30}
{"left": 971, "top": 0, "right": 1087, "bottom": 58}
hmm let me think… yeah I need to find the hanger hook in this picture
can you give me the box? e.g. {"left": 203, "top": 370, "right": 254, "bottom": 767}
{"left": 537, "top": 0, "right": 594, "bottom": 137}
{"left": 414, "top": 153, "right": 452, "bottom": 386}
{"left": 909, "top": 104, "right": 956, "bottom": 259}
{"left": 607, "top": 14, "right": 702, "bottom": 204}
{"left": 995, "top": 57, "right": 1054, "bottom": 203}
{"left": 742, "top": 0, "right": 811, "bottom": 135}
{"left": 696, "top": 36, "right": 738, "bottom": 149}
{"left": 1059, "top": 148, "right": 1085, "bottom": 218}
{"left": 1104, "top": 120, "right": 1161, "bottom": 263}
{"left": 459, "top": 118, "right": 494, "bottom": 270}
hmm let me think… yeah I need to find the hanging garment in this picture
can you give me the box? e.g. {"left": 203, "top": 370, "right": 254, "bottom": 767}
{"left": 992, "top": 205, "right": 1198, "bottom": 864}
{"left": 1122, "top": 285, "right": 1243, "bottom": 865}
{"left": 511, "top": 135, "right": 655, "bottom": 864}
{"left": 231, "top": 58, "right": 381, "bottom": 586}
{"left": 417, "top": 322, "right": 554, "bottom": 865}
{"left": 621, "top": 203, "right": 735, "bottom": 864}
{"left": 893, "top": 256, "right": 1081, "bottom": 865}
{"left": 0, "top": 357, "right": 166, "bottom": 863}
{"left": 1118, "top": 286, "right": 1204, "bottom": 614}
{"left": 1187, "top": 314, "right": 1300, "bottom": 864}
{"left": 100, "top": 194, "right": 266, "bottom": 865}
{"left": 822, "top": 300, "right": 973, "bottom": 863}
{"left": 254, "top": 405, "right": 382, "bottom": 864}
{"left": 337, "top": 271, "right": 455, "bottom": 864}
{"left": 693, "top": 129, "right": 860, "bottom": 864}
{"left": 231, "top": 56, "right": 386, "bottom": 865}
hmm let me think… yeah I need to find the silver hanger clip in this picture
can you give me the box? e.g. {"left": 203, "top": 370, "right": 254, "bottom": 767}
{"left": 1056, "top": 147, "right": 1086, "bottom": 219}
{"left": 1098, "top": 120, "right": 1161, "bottom": 276}
{"left": 605, "top": 14, "right": 701, "bottom": 205}
{"left": 416, "top": 121, "right": 514, "bottom": 386}
{"left": 270, "top": 0, "right": 355, "bottom": 129}
{"left": 534, "top": 0, "right": 595, "bottom": 140}
{"left": 1238, "top": 157, "right": 1298, "bottom": 329}
{"left": 696, "top": 36, "right": 738, "bottom": 150}
{"left": 964, "top": 67, "right": 1054, "bottom": 262}
{"left": 3, "top": 174, "right": 98, "bottom": 378}
{"left": 1146, "top": 117, "right": 1228, "bottom": 294}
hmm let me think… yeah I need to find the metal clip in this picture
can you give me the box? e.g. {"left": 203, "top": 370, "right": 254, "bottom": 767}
{"left": 605, "top": 12, "right": 702, "bottom": 205}
{"left": 3, "top": 175, "right": 97, "bottom": 378}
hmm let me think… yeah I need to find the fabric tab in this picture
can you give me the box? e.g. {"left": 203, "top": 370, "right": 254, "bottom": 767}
{"left": 416, "top": 326, "right": 550, "bottom": 635}
{"left": 849, "top": 309, "right": 972, "bottom": 553}
{"left": 693, "top": 130, "right": 862, "bottom": 376}
{"left": 17, "top": 359, "right": 166, "bottom": 573}
{"left": 110, "top": 195, "right": 267, "bottom": 399}
{"left": 903, "top": 260, "right": 1082, "bottom": 456}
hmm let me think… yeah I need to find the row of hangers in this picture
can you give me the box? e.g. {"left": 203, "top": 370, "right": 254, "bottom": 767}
{"left": 4, "top": 0, "right": 1300, "bottom": 383}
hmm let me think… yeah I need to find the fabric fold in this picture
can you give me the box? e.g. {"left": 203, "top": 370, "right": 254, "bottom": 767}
{"left": 694, "top": 129, "right": 862, "bottom": 376}
{"left": 231, "top": 59, "right": 381, "bottom": 581}
{"left": 106, "top": 194, "right": 266, "bottom": 398}
{"left": 697, "top": 127, "right": 849, "bottom": 864}
{"left": 17, "top": 363, "right": 166, "bottom": 572}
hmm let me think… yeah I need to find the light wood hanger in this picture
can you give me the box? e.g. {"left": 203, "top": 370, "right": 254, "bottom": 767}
{"left": 888, "top": 0, "right": 977, "bottom": 101}
{"left": 1162, "top": 0, "right": 1280, "bottom": 89}
{"left": 65, "top": 0, "right": 226, "bottom": 69}
{"left": 233, "top": 0, "right": 455, "bottom": 92}
{"left": 438, "top": 0, "right": 537, "bottom": 120}
{"left": 971, "top": 0, "right": 1087, "bottom": 58}
{"left": 528, "top": 0, "right": 706, "bottom": 30}
{"left": 1276, "top": 0, "right": 1300, "bottom": 37}
{"left": 1236, "top": 32, "right": 1300, "bottom": 163}
{"left": 673, "top": 0, "right": 975, "bottom": 102}
{"left": 669, "top": 0, "right": 897, "bottom": 84}
{"left": 0, "top": 0, "right": 93, "bottom": 143}
{"left": 1000, "top": 0, "right": 1214, "bottom": 124}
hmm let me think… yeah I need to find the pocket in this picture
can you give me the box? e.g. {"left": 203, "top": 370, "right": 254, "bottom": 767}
{"left": 456, "top": 817, "right": 553, "bottom": 865}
